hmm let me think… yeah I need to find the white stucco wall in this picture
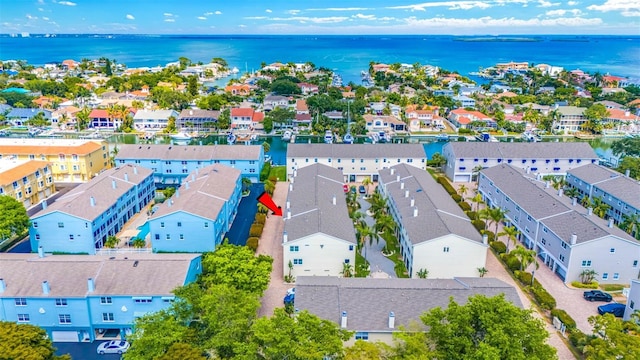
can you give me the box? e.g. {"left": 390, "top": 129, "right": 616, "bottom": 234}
{"left": 283, "top": 233, "right": 356, "bottom": 277}
{"left": 411, "top": 235, "right": 488, "bottom": 279}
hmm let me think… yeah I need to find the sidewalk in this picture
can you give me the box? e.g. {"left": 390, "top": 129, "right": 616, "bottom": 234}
{"left": 357, "top": 196, "right": 396, "bottom": 277}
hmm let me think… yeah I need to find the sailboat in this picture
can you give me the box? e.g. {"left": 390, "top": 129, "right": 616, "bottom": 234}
{"left": 282, "top": 130, "right": 292, "bottom": 142}
{"left": 343, "top": 100, "right": 354, "bottom": 144}
{"left": 324, "top": 130, "right": 334, "bottom": 144}
{"left": 227, "top": 131, "right": 237, "bottom": 145}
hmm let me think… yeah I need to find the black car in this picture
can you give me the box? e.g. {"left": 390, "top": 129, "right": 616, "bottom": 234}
{"left": 583, "top": 290, "right": 612, "bottom": 302}
{"left": 597, "top": 303, "right": 625, "bottom": 317}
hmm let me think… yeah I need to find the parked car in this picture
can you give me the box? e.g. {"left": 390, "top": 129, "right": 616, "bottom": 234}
{"left": 583, "top": 290, "right": 612, "bottom": 302}
{"left": 597, "top": 303, "right": 625, "bottom": 317}
{"left": 97, "top": 340, "right": 130, "bottom": 355}
{"left": 287, "top": 287, "right": 295, "bottom": 296}
{"left": 283, "top": 293, "right": 295, "bottom": 305}
{"left": 358, "top": 185, "right": 366, "bottom": 194}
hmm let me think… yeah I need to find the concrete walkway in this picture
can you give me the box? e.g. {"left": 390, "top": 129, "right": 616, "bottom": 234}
{"left": 357, "top": 195, "right": 396, "bottom": 277}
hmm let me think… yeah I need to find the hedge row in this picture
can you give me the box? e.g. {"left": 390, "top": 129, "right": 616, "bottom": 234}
{"left": 466, "top": 210, "right": 478, "bottom": 220}
{"left": 531, "top": 286, "right": 557, "bottom": 310}
{"left": 254, "top": 213, "right": 267, "bottom": 225}
{"left": 451, "top": 194, "right": 462, "bottom": 202}
{"left": 260, "top": 162, "right": 272, "bottom": 181}
{"left": 570, "top": 281, "right": 599, "bottom": 289}
{"left": 250, "top": 224, "right": 264, "bottom": 238}
{"left": 550, "top": 309, "right": 577, "bottom": 330}
{"left": 437, "top": 176, "right": 457, "bottom": 195}
{"left": 459, "top": 201, "right": 471, "bottom": 212}
{"left": 490, "top": 240, "right": 506, "bottom": 254}
{"left": 246, "top": 237, "right": 259, "bottom": 251}
{"left": 514, "top": 270, "right": 542, "bottom": 288}
{"left": 471, "top": 220, "right": 486, "bottom": 233}
{"left": 501, "top": 253, "right": 522, "bottom": 272}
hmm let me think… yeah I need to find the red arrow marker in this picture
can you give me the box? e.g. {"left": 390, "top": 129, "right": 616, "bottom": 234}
{"left": 257, "top": 192, "right": 282, "bottom": 216}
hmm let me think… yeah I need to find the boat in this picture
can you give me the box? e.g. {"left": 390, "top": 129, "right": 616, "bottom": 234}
{"left": 521, "top": 131, "right": 538, "bottom": 142}
{"left": 170, "top": 132, "right": 192, "bottom": 141}
{"left": 0, "top": 129, "right": 9, "bottom": 137}
{"left": 227, "top": 132, "right": 237, "bottom": 145}
{"left": 282, "top": 130, "right": 292, "bottom": 142}
{"left": 231, "top": 67, "right": 239, "bottom": 74}
{"left": 343, "top": 133, "right": 354, "bottom": 144}
{"left": 436, "top": 134, "right": 450, "bottom": 142}
{"left": 476, "top": 132, "right": 499, "bottom": 142}
{"left": 28, "top": 128, "right": 42, "bottom": 137}
{"left": 324, "top": 130, "right": 334, "bottom": 144}
{"left": 370, "top": 132, "right": 380, "bottom": 143}
{"left": 377, "top": 131, "right": 389, "bottom": 143}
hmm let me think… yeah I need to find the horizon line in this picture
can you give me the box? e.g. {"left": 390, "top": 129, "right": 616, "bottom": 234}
{"left": 2, "top": 33, "right": 640, "bottom": 37}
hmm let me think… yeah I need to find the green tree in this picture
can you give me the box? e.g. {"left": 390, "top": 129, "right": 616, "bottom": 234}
{"left": 620, "top": 213, "right": 640, "bottom": 239}
{"left": 104, "top": 235, "right": 118, "bottom": 248}
{"left": 156, "top": 343, "right": 206, "bottom": 360}
{"left": 0, "top": 195, "right": 30, "bottom": 241}
{"left": 429, "top": 152, "right": 447, "bottom": 167}
{"left": 341, "top": 262, "right": 354, "bottom": 278}
{"left": 187, "top": 75, "right": 199, "bottom": 97}
{"left": 270, "top": 79, "right": 301, "bottom": 95}
{"left": 415, "top": 295, "right": 556, "bottom": 360}
{"left": 583, "top": 314, "right": 640, "bottom": 360}
{"left": 244, "top": 308, "right": 352, "bottom": 360}
{"left": 0, "top": 321, "right": 70, "bottom": 360}
{"left": 200, "top": 243, "right": 273, "bottom": 295}
{"left": 241, "top": 177, "right": 252, "bottom": 194}
{"left": 580, "top": 269, "right": 599, "bottom": 284}
{"left": 457, "top": 184, "right": 468, "bottom": 197}
{"left": 498, "top": 225, "right": 520, "bottom": 253}
{"left": 469, "top": 193, "right": 484, "bottom": 212}
{"left": 486, "top": 207, "right": 508, "bottom": 236}
{"left": 217, "top": 108, "right": 231, "bottom": 129}
{"left": 591, "top": 196, "right": 611, "bottom": 218}
{"left": 345, "top": 340, "right": 392, "bottom": 360}
{"left": 416, "top": 268, "right": 429, "bottom": 278}
{"left": 124, "top": 309, "right": 195, "bottom": 360}
{"left": 511, "top": 245, "right": 539, "bottom": 272}
{"left": 611, "top": 137, "right": 640, "bottom": 157}
{"left": 616, "top": 156, "right": 640, "bottom": 180}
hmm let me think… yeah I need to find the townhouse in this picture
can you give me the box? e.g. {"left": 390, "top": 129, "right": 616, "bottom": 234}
{"left": 0, "top": 138, "right": 110, "bottom": 182}
{"left": 29, "top": 164, "right": 155, "bottom": 254}
{"left": 554, "top": 106, "right": 587, "bottom": 134}
{"left": 565, "top": 164, "right": 640, "bottom": 226}
{"left": 133, "top": 109, "right": 179, "bottom": 132}
{"left": 378, "top": 164, "right": 488, "bottom": 278}
{"left": 0, "top": 252, "right": 201, "bottom": 343}
{"left": 230, "top": 107, "right": 264, "bottom": 130}
{"left": 282, "top": 164, "right": 356, "bottom": 277}
{"left": 115, "top": 144, "right": 264, "bottom": 186}
{"left": 287, "top": 143, "right": 426, "bottom": 183}
{"left": 441, "top": 142, "right": 598, "bottom": 183}
{"left": 176, "top": 109, "right": 220, "bottom": 130}
{"left": 148, "top": 164, "right": 242, "bottom": 253}
{"left": 478, "top": 164, "right": 640, "bottom": 284}
{"left": 294, "top": 276, "right": 521, "bottom": 344}
{"left": 625, "top": 279, "right": 640, "bottom": 321}
{"left": 0, "top": 159, "right": 55, "bottom": 209}
{"left": 453, "top": 95, "right": 476, "bottom": 108}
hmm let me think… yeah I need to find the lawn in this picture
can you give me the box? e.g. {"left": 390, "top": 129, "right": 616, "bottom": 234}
{"left": 355, "top": 251, "right": 370, "bottom": 277}
{"left": 380, "top": 230, "right": 409, "bottom": 278}
{"left": 269, "top": 166, "right": 287, "bottom": 182}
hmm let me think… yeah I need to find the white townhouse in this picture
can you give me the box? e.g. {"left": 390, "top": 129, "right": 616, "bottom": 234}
{"left": 287, "top": 144, "right": 426, "bottom": 183}
{"left": 442, "top": 142, "right": 598, "bottom": 183}
{"left": 624, "top": 279, "right": 640, "bottom": 321}
{"left": 378, "top": 164, "right": 488, "bottom": 278}
{"left": 133, "top": 109, "right": 179, "bottom": 132}
{"left": 478, "top": 164, "right": 640, "bottom": 284}
{"left": 282, "top": 164, "right": 357, "bottom": 277}
{"left": 565, "top": 164, "right": 640, "bottom": 226}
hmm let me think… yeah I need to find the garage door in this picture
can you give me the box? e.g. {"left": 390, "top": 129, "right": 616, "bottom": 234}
{"left": 454, "top": 175, "right": 470, "bottom": 182}
{"left": 52, "top": 331, "right": 79, "bottom": 342}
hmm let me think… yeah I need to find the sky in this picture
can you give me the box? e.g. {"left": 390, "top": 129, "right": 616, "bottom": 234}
{"left": 1, "top": 0, "right": 638, "bottom": 35}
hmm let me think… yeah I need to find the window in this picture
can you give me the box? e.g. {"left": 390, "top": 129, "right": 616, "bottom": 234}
{"left": 58, "top": 314, "right": 72, "bottom": 324}
{"left": 289, "top": 246, "right": 299, "bottom": 252}
{"left": 602, "top": 273, "right": 609, "bottom": 280}
{"left": 102, "top": 313, "right": 114, "bottom": 322}
{"left": 349, "top": 245, "right": 354, "bottom": 251}
{"left": 35, "top": 234, "right": 40, "bottom": 240}
{"left": 581, "top": 260, "right": 592, "bottom": 267}
{"left": 293, "top": 259, "right": 303, "bottom": 265}
{"left": 443, "top": 247, "right": 450, "bottom": 253}
{"left": 177, "top": 222, "right": 182, "bottom": 227}
{"left": 541, "top": 238, "right": 546, "bottom": 245}
{"left": 344, "top": 259, "right": 350, "bottom": 264}
{"left": 55, "top": 298, "right": 68, "bottom": 306}
{"left": 100, "top": 297, "right": 112, "bottom": 304}
{"left": 155, "top": 234, "right": 160, "bottom": 240}
{"left": 613, "top": 273, "right": 619, "bottom": 280}
{"left": 610, "top": 248, "right": 615, "bottom": 253}
{"left": 69, "top": 235, "right": 74, "bottom": 240}
{"left": 527, "top": 215, "right": 532, "bottom": 221}
{"left": 17, "top": 314, "right": 30, "bottom": 322}
{"left": 160, "top": 222, "right": 165, "bottom": 228}
{"left": 134, "top": 298, "right": 152, "bottom": 303}
{"left": 559, "top": 254, "right": 565, "bottom": 262}
{"left": 561, "top": 242, "right": 568, "bottom": 249}
{"left": 634, "top": 260, "right": 638, "bottom": 267}
{"left": 58, "top": 222, "right": 64, "bottom": 228}
{"left": 204, "top": 222, "right": 209, "bottom": 228}
{"left": 166, "top": 234, "right": 171, "bottom": 240}
{"left": 15, "top": 298, "right": 27, "bottom": 306}
{"left": 355, "top": 332, "right": 369, "bottom": 340}
{"left": 33, "top": 222, "right": 38, "bottom": 228}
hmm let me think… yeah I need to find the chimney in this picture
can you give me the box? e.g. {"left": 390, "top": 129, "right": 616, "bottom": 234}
{"left": 545, "top": 181, "right": 550, "bottom": 189}
{"left": 413, "top": 207, "right": 418, "bottom": 217}
{"left": 572, "top": 197, "right": 577, "bottom": 206}
{"left": 410, "top": 197, "right": 415, "bottom": 207}
{"left": 38, "top": 246, "right": 44, "bottom": 258}
{"left": 526, "top": 167, "right": 531, "bottom": 174}
{"left": 571, "top": 233, "right": 577, "bottom": 245}
{"left": 293, "top": 169, "right": 297, "bottom": 177}
{"left": 558, "top": 188, "right": 563, "bottom": 197}
{"left": 42, "top": 281, "right": 50, "bottom": 295}
{"left": 396, "top": 175, "right": 400, "bottom": 182}
{"left": 195, "top": 168, "right": 199, "bottom": 175}
{"left": 41, "top": 200, "right": 47, "bottom": 210}
{"left": 90, "top": 196, "right": 96, "bottom": 207}
{"left": 185, "top": 182, "right": 190, "bottom": 190}
{"left": 291, "top": 176, "right": 294, "bottom": 184}
{"left": 167, "top": 199, "right": 172, "bottom": 208}
{"left": 175, "top": 189, "right": 180, "bottom": 198}
{"left": 124, "top": 173, "right": 129, "bottom": 182}
{"left": 283, "top": 231, "right": 288, "bottom": 243}
{"left": 286, "top": 201, "right": 290, "bottom": 210}
{"left": 112, "top": 180, "right": 117, "bottom": 189}
{"left": 341, "top": 311, "right": 348, "bottom": 328}
{"left": 289, "top": 183, "right": 293, "bottom": 192}
{"left": 388, "top": 312, "right": 395, "bottom": 329}
{"left": 390, "top": 168, "right": 395, "bottom": 175}
{"left": 405, "top": 190, "right": 409, "bottom": 198}
{"left": 608, "top": 218, "right": 614, "bottom": 228}
{"left": 625, "top": 169, "right": 631, "bottom": 177}
{"left": 133, "top": 166, "right": 138, "bottom": 175}
{"left": 87, "top": 278, "right": 95, "bottom": 292}
{"left": 332, "top": 194, "right": 336, "bottom": 205}
{"left": 287, "top": 210, "right": 291, "bottom": 220}
{"left": 400, "top": 182, "right": 405, "bottom": 190}
{"left": 587, "top": 207, "right": 593, "bottom": 216}
{"left": 0, "top": 279, "right": 5, "bottom": 293}
{"left": 482, "top": 234, "right": 488, "bottom": 245}
{"left": 625, "top": 110, "right": 630, "bottom": 117}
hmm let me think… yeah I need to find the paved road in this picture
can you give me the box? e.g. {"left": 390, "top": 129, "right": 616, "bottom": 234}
{"left": 226, "top": 183, "right": 264, "bottom": 246}
{"left": 357, "top": 196, "right": 396, "bottom": 277}
{"left": 54, "top": 342, "right": 121, "bottom": 360}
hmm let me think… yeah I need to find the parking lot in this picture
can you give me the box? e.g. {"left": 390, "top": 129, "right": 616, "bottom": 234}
{"left": 54, "top": 342, "right": 122, "bottom": 360}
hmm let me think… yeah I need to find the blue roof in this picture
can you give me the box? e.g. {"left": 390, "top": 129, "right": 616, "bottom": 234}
{"left": 1, "top": 87, "right": 30, "bottom": 94}
{"left": 7, "top": 108, "right": 52, "bottom": 119}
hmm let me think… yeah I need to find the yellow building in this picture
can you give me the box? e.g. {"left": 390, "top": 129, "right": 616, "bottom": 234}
{"left": 0, "top": 159, "right": 55, "bottom": 209}
{"left": 0, "top": 139, "right": 109, "bottom": 182}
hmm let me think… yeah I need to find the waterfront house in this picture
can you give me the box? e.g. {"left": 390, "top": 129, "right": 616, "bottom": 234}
{"left": 496, "top": 61, "right": 529, "bottom": 71}
{"left": 565, "top": 164, "right": 640, "bottom": 226}
{"left": 29, "top": 164, "right": 154, "bottom": 254}
{"left": 133, "top": 109, "right": 178, "bottom": 132}
{"left": 148, "top": 164, "right": 242, "bottom": 253}
{"left": 554, "top": 106, "right": 587, "bottom": 134}
{"left": 224, "top": 84, "right": 251, "bottom": 96}
{"left": 478, "top": 164, "right": 640, "bottom": 284}
{"left": 282, "top": 164, "right": 356, "bottom": 277}
{"left": 405, "top": 106, "right": 443, "bottom": 132}
{"left": 230, "top": 107, "right": 264, "bottom": 130}
{"left": 89, "top": 108, "right": 135, "bottom": 130}
{"left": 0, "top": 138, "right": 109, "bottom": 182}
{"left": 0, "top": 252, "right": 201, "bottom": 342}
{"left": 297, "top": 82, "right": 319, "bottom": 95}
{"left": 363, "top": 114, "right": 406, "bottom": 133}
{"left": 378, "top": 164, "right": 488, "bottom": 278}
{"left": 6, "top": 108, "right": 52, "bottom": 126}
{"left": 263, "top": 95, "right": 289, "bottom": 111}
{"left": 287, "top": 143, "right": 426, "bottom": 183}
{"left": 115, "top": 144, "right": 264, "bottom": 186}
{"left": 602, "top": 109, "right": 638, "bottom": 130}
{"left": 442, "top": 142, "right": 597, "bottom": 182}
{"left": 0, "top": 159, "right": 55, "bottom": 209}
{"left": 432, "top": 89, "right": 454, "bottom": 97}
{"left": 323, "top": 111, "right": 344, "bottom": 121}
{"left": 595, "top": 100, "right": 625, "bottom": 110}
{"left": 177, "top": 109, "right": 220, "bottom": 130}
{"left": 453, "top": 95, "right": 476, "bottom": 108}
{"left": 294, "top": 276, "right": 521, "bottom": 345}
{"left": 447, "top": 109, "right": 495, "bottom": 130}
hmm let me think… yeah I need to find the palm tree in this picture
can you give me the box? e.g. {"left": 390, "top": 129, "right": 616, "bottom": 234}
{"left": 477, "top": 267, "right": 488, "bottom": 277}
{"left": 487, "top": 207, "right": 509, "bottom": 236}
{"left": 109, "top": 146, "right": 119, "bottom": 167}
{"left": 469, "top": 193, "right": 485, "bottom": 212}
{"left": 471, "top": 165, "right": 484, "bottom": 183}
{"left": 350, "top": 210, "right": 364, "bottom": 224}
{"left": 580, "top": 195, "right": 593, "bottom": 208}
{"left": 262, "top": 141, "right": 271, "bottom": 153}
{"left": 457, "top": 184, "right": 468, "bottom": 197}
{"left": 361, "top": 177, "right": 373, "bottom": 195}
{"left": 416, "top": 268, "right": 429, "bottom": 279}
{"left": 579, "top": 269, "right": 599, "bottom": 284}
{"left": 341, "top": 263, "right": 354, "bottom": 278}
{"left": 551, "top": 176, "right": 566, "bottom": 190}
{"left": 104, "top": 235, "right": 118, "bottom": 249}
{"left": 368, "top": 192, "right": 387, "bottom": 218}
{"left": 356, "top": 221, "right": 376, "bottom": 259}
{"left": 564, "top": 187, "right": 579, "bottom": 199}
{"left": 620, "top": 213, "right": 640, "bottom": 239}
{"left": 591, "top": 196, "right": 611, "bottom": 219}
{"left": 511, "top": 246, "right": 538, "bottom": 272}
{"left": 375, "top": 214, "right": 395, "bottom": 234}
{"left": 498, "top": 226, "right": 520, "bottom": 252}
{"left": 241, "top": 177, "right": 252, "bottom": 194}
{"left": 478, "top": 208, "right": 490, "bottom": 231}
{"left": 263, "top": 180, "right": 275, "bottom": 195}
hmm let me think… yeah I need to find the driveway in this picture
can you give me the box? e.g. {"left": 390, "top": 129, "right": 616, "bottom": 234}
{"left": 55, "top": 342, "right": 121, "bottom": 360}
{"left": 357, "top": 195, "right": 396, "bottom": 277}
{"left": 226, "top": 183, "right": 264, "bottom": 246}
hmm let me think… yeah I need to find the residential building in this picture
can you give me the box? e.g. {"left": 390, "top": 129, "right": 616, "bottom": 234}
{"left": 478, "top": 164, "right": 640, "bottom": 284}
{"left": 0, "top": 159, "right": 54, "bottom": 209}
{"left": 287, "top": 144, "right": 426, "bottom": 182}
{"left": 535, "top": 64, "right": 564, "bottom": 77}
{"left": 263, "top": 95, "right": 289, "bottom": 111}
{"left": 6, "top": 108, "right": 52, "bottom": 126}
{"left": 89, "top": 108, "right": 135, "bottom": 130}
{"left": 224, "top": 84, "right": 251, "bottom": 96}
{"left": 565, "top": 164, "right": 640, "bottom": 225}
{"left": 294, "top": 276, "right": 521, "bottom": 344}
{"left": 115, "top": 144, "right": 264, "bottom": 186}
{"left": 230, "top": 107, "right": 264, "bottom": 130}
{"left": 602, "top": 109, "right": 638, "bottom": 129}
{"left": 433, "top": 89, "right": 454, "bottom": 97}
{"left": 363, "top": 114, "right": 406, "bottom": 133}
{"left": 0, "top": 138, "right": 110, "bottom": 182}
{"left": 496, "top": 61, "right": 529, "bottom": 71}
{"left": 297, "top": 82, "right": 319, "bottom": 95}
{"left": 624, "top": 279, "right": 640, "bottom": 321}
{"left": 133, "top": 109, "right": 179, "bottom": 132}
{"left": 176, "top": 109, "right": 220, "bottom": 130}
{"left": 29, "top": 164, "right": 154, "bottom": 254}
{"left": 0, "top": 252, "right": 201, "bottom": 342}
{"left": 453, "top": 95, "right": 476, "bottom": 108}
{"left": 442, "top": 142, "right": 598, "bottom": 182}
{"left": 378, "top": 164, "right": 488, "bottom": 278}
{"left": 149, "top": 164, "right": 242, "bottom": 253}
{"left": 405, "top": 107, "right": 443, "bottom": 132}
{"left": 554, "top": 106, "right": 587, "bottom": 134}
{"left": 282, "top": 164, "right": 356, "bottom": 277}
{"left": 448, "top": 109, "right": 495, "bottom": 130}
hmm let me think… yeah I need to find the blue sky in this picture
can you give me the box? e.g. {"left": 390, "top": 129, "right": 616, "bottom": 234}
{"left": 1, "top": 0, "right": 638, "bottom": 35}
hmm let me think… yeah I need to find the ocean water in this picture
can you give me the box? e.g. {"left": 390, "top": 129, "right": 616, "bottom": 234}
{"left": 1, "top": 35, "right": 639, "bottom": 84}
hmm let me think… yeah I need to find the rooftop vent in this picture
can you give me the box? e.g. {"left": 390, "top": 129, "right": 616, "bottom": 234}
{"left": 133, "top": 260, "right": 139, "bottom": 267}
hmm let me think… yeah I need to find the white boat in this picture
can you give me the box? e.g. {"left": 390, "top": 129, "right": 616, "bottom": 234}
{"left": 227, "top": 132, "right": 237, "bottom": 145}
{"left": 369, "top": 132, "right": 379, "bottom": 143}
{"left": 170, "top": 132, "right": 192, "bottom": 141}
{"left": 231, "top": 67, "right": 239, "bottom": 74}
{"left": 377, "top": 131, "right": 389, "bottom": 143}
{"left": 282, "top": 130, "right": 292, "bottom": 142}
{"left": 436, "top": 134, "right": 449, "bottom": 142}
{"left": 324, "top": 130, "right": 334, "bottom": 144}
{"left": 343, "top": 133, "right": 354, "bottom": 144}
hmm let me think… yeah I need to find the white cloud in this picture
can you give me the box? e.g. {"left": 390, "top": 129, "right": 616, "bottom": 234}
{"left": 26, "top": 14, "right": 38, "bottom": 20}
{"left": 38, "top": 0, "right": 45, "bottom": 4}
{"left": 38, "top": 8, "right": 44, "bottom": 11}
{"left": 587, "top": 0, "right": 640, "bottom": 16}
{"left": 164, "top": 13, "right": 173, "bottom": 17}
{"left": 57, "top": 1, "right": 76, "bottom": 6}
{"left": 387, "top": 1, "right": 493, "bottom": 11}
{"left": 197, "top": 16, "right": 207, "bottom": 20}
{"left": 164, "top": 18, "right": 175, "bottom": 22}
{"left": 567, "top": 1, "right": 578, "bottom": 5}
{"left": 266, "top": 9, "right": 272, "bottom": 13}
{"left": 403, "top": 15, "right": 602, "bottom": 27}
{"left": 546, "top": 8, "right": 582, "bottom": 16}
{"left": 204, "top": 12, "right": 214, "bottom": 16}
{"left": 537, "top": 0, "right": 560, "bottom": 7}
{"left": 126, "top": 14, "right": 135, "bottom": 20}
{"left": 248, "top": 15, "right": 349, "bottom": 24}
{"left": 353, "top": 14, "right": 377, "bottom": 20}
{"left": 307, "top": 7, "right": 370, "bottom": 11}
{"left": 287, "top": 10, "right": 301, "bottom": 15}
{"left": 215, "top": 10, "right": 222, "bottom": 15}
{"left": 42, "top": 16, "right": 49, "bottom": 20}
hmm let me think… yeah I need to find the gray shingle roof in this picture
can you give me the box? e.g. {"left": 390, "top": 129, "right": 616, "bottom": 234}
{"left": 0, "top": 253, "right": 199, "bottom": 297}
{"left": 284, "top": 164, "right": 357, "bottom": 244}
{"left": 540, "top": 210, "right": 635, "bottom": 244}
{"left": 444, "top": 142, "right": 597, "bottom": 160}
{"left": 116, "top": 144, "right": 262, "bottom": 161}
{"left": 151, "top": 164, "right": 240, "bottom": 221}
{"left": 177, "top": 109, "right": 220, "bottom": 119}
{"left": 294, "top": 276, "right": 522, "bottom": 332}
{"left": 379, "top": 164, "right": 482, "bottom": 244}
{"left": 567, "top": 164, "right": 640, "bottom": 209}
{"left": 287, "top": 143, "right": 426, "bottom": 160}
{"left": 33, "top": 164, "right": 152, "bottom": 221}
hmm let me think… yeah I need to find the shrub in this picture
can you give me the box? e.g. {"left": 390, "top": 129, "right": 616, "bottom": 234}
{"left": 501, "top": 253, "right": 522, "bottom": 272}
{"left": 254, "top": 213, "right": 267, "bottom": 225}
{"left": 458, "top": 128, "right": 473, "bottom": 134}
{"left": 466, "top": 210, "right": 478, "bottom": 220}
{"left": 531, "top": 286, "right": 556, "bottom": 310}
{"left": 471, "top": 220, "right": 486, "bottom": 232}
{"left": 515, "top": 270, "right": 542, "bottom": 288}
{"left": 268, "top": 175, "right": 278, "bottom": 183}
{"left": 490, "top": 241, "right": 507, "bottom": 254}
{"left": 451, "top": 194, "right": 462, "bottom": 202}
{"left": 483, "top": 231, "right": 495, "bottom": 242}
{"left": 458, "top": 202, "right": 471, "bottom": 212}
{"left": 246, "top": 237, "right": 259, "bottom": 251}
{"left": 601, "top": 284, "right": 625, "bottom": 292}
{"left": 437, "top": 176, "right": 457, "bottom": 195}
{"left": 571, "top": 281, "right": 599, "bottom": 289}
{"left": 260, "top": 162, "right": 272, "bottom": 181}
{"left": 249, "top": 223, "right": 264, "bottom": 238}
{"left": 568, "top": 329, "right": 589, "bottom": 351}
{"left": 551, "top": 309, "right": 576, "bottom": 330}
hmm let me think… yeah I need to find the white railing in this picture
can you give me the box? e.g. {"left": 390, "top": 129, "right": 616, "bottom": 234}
{"left": 95, "top": 248, "right": 152, "bottom": 255}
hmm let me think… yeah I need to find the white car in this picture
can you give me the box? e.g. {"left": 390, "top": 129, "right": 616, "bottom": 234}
{"left": 97, "top": 340, "right": 130, "bottom": 355}
{"left": 287, "top": 287, "right": 295, "bottom": 295}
